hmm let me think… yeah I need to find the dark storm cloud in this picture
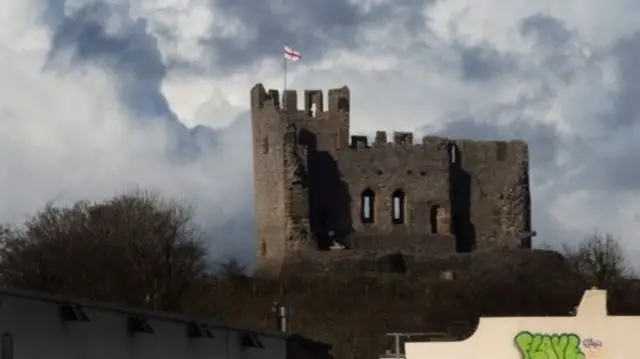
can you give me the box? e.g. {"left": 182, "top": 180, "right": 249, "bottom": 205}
{"left": 569, "top": 31, "right": 640, "bottom": 193}
{"left": 577, "top": 139, "right": 640, "bottom": 194}
{"left": 203, "top": 0, "right": 433, "bottom": 71}
{"left": 520, "top": 14, "right": 571, "bottom": 49}
{"left": 456, "top": 42, "right": 517, "bottom": 81}
{"left": 37, "top": 0, "right": 255, "bottom": 261}
{"left": 582, "top": 152, "right": 640, "bottom": 192}
{"left": 46, "top": 3, "right": 171, "bottom": 119}
{"left": 519, "top": 14, "right": 580, "bottom": 83}
{"left": 610, "top": 32, "right": 640, "bottom": 128}
{"left": 41, "top": 1, "right": 228, "bottom": 160}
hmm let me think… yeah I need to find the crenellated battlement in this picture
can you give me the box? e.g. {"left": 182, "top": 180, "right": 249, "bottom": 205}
{"left": 347, "top": 132, "right": 452, "bottom": 150}
{"left": 345, "top": 131, "right": 528, "bottom": 163}
{"left": 250, "top": 83, "right": 349, "bottom": 116}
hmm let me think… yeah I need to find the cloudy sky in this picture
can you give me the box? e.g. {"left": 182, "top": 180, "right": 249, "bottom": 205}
{"left": 1, "top": 0, "right": 640, "bottom": 265}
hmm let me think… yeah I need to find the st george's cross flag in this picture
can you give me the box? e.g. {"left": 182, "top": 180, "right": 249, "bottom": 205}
{"left": 282, "top": 46, "right": 301, "bottom": 105}
{"left": 284, "top": 46, "right": 301, "bottom": 61}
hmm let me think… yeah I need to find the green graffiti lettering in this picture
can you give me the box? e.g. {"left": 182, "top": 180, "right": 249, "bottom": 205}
{"left": 539, "top": 336, "right": 555, "bottom": 359}
{"left": 563, "top": 335, "right": 583, "bottom": 359}
{"left": 515, "top": 332, "right": 534, "bottom": 359}
{"left": 514, "top": 332, "right": 585, "bottom": 359}
{"left": 551, "top": 335, "right": 569, "bottom": 356}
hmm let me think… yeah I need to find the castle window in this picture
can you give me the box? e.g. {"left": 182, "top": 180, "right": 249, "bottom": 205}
{"left": 262, "top": 136, "right": 269, "bottom": 154}
{"left": 260, "top": 242, "right": 267, "bottom": 256}
{"left": 449, "top": 143, "right": 459, "bottom": 164}
{"left": 430, "top": 205, "right": 439, "bottom": 234}
{"left": 360, "top": 188, "right": 375, "bottom": 223}
{"left": 391, "top": 189, "right": 405, "bottom": 224}
{"left": 430, "top": 205, "right": 451, "bottom": 234}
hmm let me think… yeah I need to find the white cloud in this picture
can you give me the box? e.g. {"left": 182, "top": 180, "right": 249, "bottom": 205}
{"left": 2, "top": 0, "right": 640, "bottom": 264}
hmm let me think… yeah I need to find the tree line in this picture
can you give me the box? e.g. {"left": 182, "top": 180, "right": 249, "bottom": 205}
{"left": 0, "top": 190, "right": 247, "bottom": 311}
{"left": 0, "top": 189, "right": 632, "bottom": 312}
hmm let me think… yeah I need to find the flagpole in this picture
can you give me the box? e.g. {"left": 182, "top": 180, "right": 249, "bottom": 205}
{"left": 283, "top": 55, "right": 287, "bottom": 106}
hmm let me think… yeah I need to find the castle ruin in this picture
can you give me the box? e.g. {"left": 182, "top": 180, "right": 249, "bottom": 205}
{"left": 250, "top": 83, "right": 532, "bottom": 277}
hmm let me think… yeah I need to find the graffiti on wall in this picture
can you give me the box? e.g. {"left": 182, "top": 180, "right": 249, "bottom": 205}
{"left": 514, "top": 331, "right": 603, "bottom": 359}
{"left": 582, "top": 338, "right": 602, "bottom": 350}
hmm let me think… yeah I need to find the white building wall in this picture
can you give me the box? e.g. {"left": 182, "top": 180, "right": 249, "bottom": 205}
{"left": 405, "top": 289, "right": 631, "bottom": 359}
{"left": 0, "top": 290, "right": 286, "bottom": 359}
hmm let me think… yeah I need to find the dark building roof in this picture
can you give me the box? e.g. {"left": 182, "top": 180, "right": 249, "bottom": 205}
{"left": 0, "top": 286, "right": 287, "bottom": 338}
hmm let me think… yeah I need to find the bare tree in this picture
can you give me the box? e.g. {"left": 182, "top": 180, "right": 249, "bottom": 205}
{"left": 215, "top": 257, "right": 248, "bottom": 280}
{"left": 0, "top": 190, "right": 209, "bottom": 311}
{"left": 563, "top": 232, "right": 629, "bottom": 288}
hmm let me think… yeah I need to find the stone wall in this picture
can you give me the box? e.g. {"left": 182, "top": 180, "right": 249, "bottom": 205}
{"left": 449, "top": 138, "right": 531, "bottom": 250}
{"left": 269, "top": 249, "right": 565, "bottom": 279}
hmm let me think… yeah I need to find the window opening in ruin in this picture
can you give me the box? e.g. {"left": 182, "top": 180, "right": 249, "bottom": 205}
{"left": 449, "top": 143, "right": 459, "bottom": 164}
{"left": 338, "top": 98, "right": 349, "bottom": 112}
{"left": 262, "top": 136, "right": 269, "bottom": 154}
{"left": 360, "top": 188, "right": 375, "bottom": 223}
{"left": 260, "top": 242, "right": 267, "bottom": 256}
{"left": 430, "top": 205, "right": 440, "bottom": 234}
{"left": 391, "top": 189, "right": 405, "bottom": 224}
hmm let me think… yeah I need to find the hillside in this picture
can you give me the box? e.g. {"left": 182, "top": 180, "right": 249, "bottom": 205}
{"left": 184, "top": 249, "right": 638, "bottom": 359}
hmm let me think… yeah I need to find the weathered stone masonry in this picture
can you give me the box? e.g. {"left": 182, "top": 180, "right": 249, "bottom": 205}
{"left": 250, "top": 83, "right": 531, "bottom": 277}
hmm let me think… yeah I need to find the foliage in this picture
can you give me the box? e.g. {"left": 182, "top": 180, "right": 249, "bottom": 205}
{"left": 215, "top": 257, "right": 249, "bottom": 280}
{"left": 0, "top": 190, "right": 209, "bottom": 311}
{"left": 562, "top": 232, "right": 630, "bottom": 288}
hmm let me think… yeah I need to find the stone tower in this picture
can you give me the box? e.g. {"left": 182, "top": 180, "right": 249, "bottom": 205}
{"left": 250, "top": 83, "right": 532, "bottom": 277}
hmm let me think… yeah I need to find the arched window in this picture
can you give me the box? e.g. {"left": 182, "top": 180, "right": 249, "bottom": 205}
{"left": 449, "top": 143, "right": 459, "bottom": 164}
{"left": 429, "top": 205, "right": 442, "bottom": 234}
{"left": 360, "top": 188, "right": 375, "bottom": 223}
{"left": 391, "top": 189, "right": 405, "bottom": 224}
{"left": 430, "top": 205, "right": 439, "bottom": 234}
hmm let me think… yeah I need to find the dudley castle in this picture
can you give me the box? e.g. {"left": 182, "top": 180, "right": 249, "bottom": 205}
{"left": 250, "top": 83, "right": 533, "bottom": 277}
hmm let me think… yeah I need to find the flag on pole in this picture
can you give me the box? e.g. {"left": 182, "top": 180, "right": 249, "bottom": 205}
{"left": 284, "top": 46, "right": 301, "bottom": 61}
{"left": 283, "top": 46, "right": 300, "bottom": 105}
